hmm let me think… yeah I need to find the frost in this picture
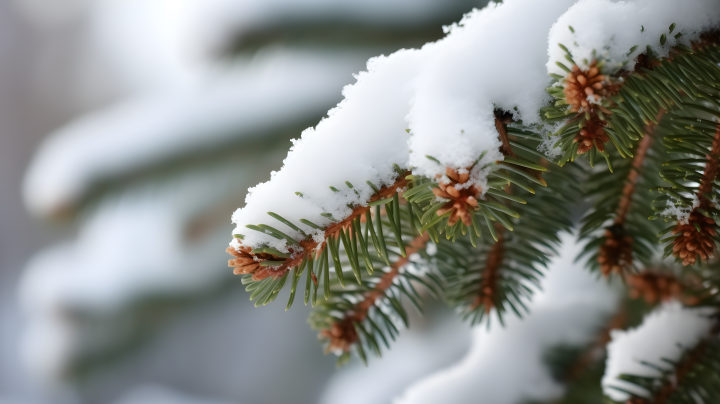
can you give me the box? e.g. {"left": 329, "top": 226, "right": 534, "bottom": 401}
{"left": 538, "top": 134, "right": 564, "bottom": 160}
{"left": 602, "top": 302, "right": 716, "bottom": 401}
{"left": 586, "top": 94, "right": 602, "bottom": 105}
{"left": 311, "top": 229, "right": 327, "bottom": 245}
{"left": 661, "top": 195, "right": 700, "bottom": 224}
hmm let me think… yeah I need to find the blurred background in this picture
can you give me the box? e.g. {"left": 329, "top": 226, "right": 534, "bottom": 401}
{"left": 0, "top": 1, "right": 492, "bottom": 403}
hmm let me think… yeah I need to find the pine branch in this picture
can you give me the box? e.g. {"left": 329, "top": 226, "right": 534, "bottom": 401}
{"left": 445, "top": 164, "right": 578, "bottom": 325}
{"left": 544, "top": 30, "right": 720, "bottom": 173}
{"left": 615, "top": 115, "right": 664, "bottom": 225}
{"left": 228, "top": 171, "right": 422, "bottom": 309}
{"left": 312, "top": 233, "right": 431, "bottom": 366}
{"left": 470, "top": 222, "right": 505, "bottom": 315}
{"left": 218, "top": 10, "right": 720, "bottom": 390}
{"left": 230, "top": 172, "right": 410, "bottom": 281}
{"left": 495, "top": 111, "right": 548, "bottom": 186}
{"left": 578, "top": 116, "right": 666, "bottom": 277}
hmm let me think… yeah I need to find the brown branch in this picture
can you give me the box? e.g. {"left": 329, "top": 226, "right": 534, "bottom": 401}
{"left": 471, "top": 222, "right": 505, "bottom": 313}
{"left": 598, "top": 116, "right": 663, "bottom": 277}
{"left": 494, "top": 113, "right": 547, "bottom": 186}
{"left": 465, "top": 116, "right": 545, "bottom": 312}
{"left": 615, "top": 112, "right": 664, "bottom": 224}
{"left": 494, "top": 114, "right": 517, "bottom": 158}
{"left": 229, "top": 172, "right": 410, "bottom": 281}
{"left": 319, "top": 233, "right": 430, "bottom": 353}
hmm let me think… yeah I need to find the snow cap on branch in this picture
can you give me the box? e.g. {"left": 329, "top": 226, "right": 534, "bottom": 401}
{"left": 232, "top": 0, "right": 578, "bottom": 250}
{"left": 547, "top": 0, "right": 720, "bottom": 76}
{"left": 232, "top": 0, "right": 720, "bottom": 251}
{"left": 407, "top": 0, "right": 578, "bottom": 179}
{"left": 232, "top": 49, "right": 425, "bottom": 249}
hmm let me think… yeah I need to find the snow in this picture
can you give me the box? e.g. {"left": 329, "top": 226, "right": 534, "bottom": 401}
{"left": 661, "top": 195, "right": 700, "bottom": 224}
{"left": 407, "top": 0, "right": 577, "bottom": 180}
{"left": 602, "top": 302, "right": 716, "bottom": 401}
{"left": 547, "top": 0, "right": 720, "bottom": 76}
{"left": 23, "top": 50, "right": 363, "bottom": 217}
{"left": 232, "top": 0, "right": 578, "bottom": 250}
{"left": 393, "top": 232, "right": 620, "bottom": 404}
{"left": 233, "top": 0, "right": 720, "bottom": 252}
{"left": 232, "top": 49, "right": 425, "bottom": 248}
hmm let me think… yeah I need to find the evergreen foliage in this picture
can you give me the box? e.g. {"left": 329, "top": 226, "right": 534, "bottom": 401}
{"left": 226, "top": 16, "right": 720, "bottom": 402}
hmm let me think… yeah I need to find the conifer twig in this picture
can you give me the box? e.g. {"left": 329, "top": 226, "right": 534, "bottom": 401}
{"left": 229, "top": 173, "right": 411, "bottom": 281}
{"left": 615, "top": 113, "right": 664, "bottom": 225}
{"left": 598, "top": 113, "right": 664, "bottom": 276}
{"left": 471, "top": 223, "right": 504, "bottom": 313}
{"left": 319, "top": 233, "right": 430, "bottom": 353}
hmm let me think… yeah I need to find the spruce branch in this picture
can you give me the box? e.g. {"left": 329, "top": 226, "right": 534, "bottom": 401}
{"left": 656, "top": 97, "right": 720, "bottom": 265}
{"left": 545, "top": 30, "right": 720, "bottom": 172}
{"left": 231, "top": 172, "right": 410, "bottom": 281}
{"left": 615, "top": 114, "right": 665, "bottom": 226}
{"left": 470, "top": 222, "right": 505, "bottom": 315}
{"left": 577, "top": 117, "right": 667, "bottom": 276}
{"left": 598, "top": 117, "right": 664, "bottom": 277}
{"left": 312, "top": 233, "right": 431, "bottom": 365}
{"left": 445, "top": 164, "right": 578, "bottom": 325}
{"left": 217, "top": 9, "right": 720, "bottom": 393}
